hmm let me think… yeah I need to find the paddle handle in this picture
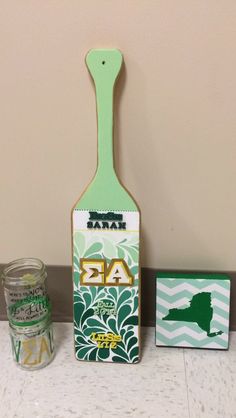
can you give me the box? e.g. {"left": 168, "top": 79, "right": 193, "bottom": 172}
{"left": 86, "top": 49, "right": 123, "bottom": 179}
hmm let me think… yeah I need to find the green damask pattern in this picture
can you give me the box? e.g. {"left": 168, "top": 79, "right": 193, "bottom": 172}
{"left": 73, "top": 231, "right": 139, "bottom": 363}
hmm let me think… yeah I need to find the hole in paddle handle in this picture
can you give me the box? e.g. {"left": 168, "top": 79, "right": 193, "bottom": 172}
{"left": 102, "top": 61, "right": 105, "bottom": 65}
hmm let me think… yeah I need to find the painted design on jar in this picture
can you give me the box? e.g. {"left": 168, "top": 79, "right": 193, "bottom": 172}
{"left": 10, "top": 321, "right": 54, "bottom": 369}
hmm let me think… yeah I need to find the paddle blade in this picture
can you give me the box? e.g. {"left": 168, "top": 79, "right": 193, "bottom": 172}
{"left": 72, "top": 209, "right": 140, "bottom": 363}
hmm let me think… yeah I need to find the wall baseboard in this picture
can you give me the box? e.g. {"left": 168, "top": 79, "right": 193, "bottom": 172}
{"left": 0, "top": 265, "right": 235, "bottom": 330}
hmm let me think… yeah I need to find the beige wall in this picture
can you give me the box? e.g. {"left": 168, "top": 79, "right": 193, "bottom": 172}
{"left": 1, "top": 1, "right": 236, "bottom": 269}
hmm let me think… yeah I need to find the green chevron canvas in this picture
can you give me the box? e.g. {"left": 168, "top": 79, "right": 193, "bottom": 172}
{"left": 156, "top": 273, "right": 230, "bottom": 349}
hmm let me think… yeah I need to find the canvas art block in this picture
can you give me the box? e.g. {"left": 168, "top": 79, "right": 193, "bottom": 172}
{"left": 156, "top": 273, "right": 230, "bottom": 349}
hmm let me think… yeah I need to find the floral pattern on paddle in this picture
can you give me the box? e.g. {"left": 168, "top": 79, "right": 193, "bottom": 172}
{"left": 73, "top": 213, "right": 139, "bottom": 363}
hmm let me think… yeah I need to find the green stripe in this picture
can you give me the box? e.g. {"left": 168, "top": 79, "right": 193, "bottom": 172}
{"left": 156, "top": 289, "right": 229, "bottom": 305}
{"left": 10, "top": 335, "right": 21, "bottom": 363}
{"left": 157, "top": 319, "right": 228, "bottom": 335}
{"left": 157, "top": 272, "right": 230, "bottom": 281}
{"left": 211, "top": 292, "right": 230, "bottom": 305}
{"left": 211, "top": 321, "right": 229, "bottom": 334}
{"left": 157, "top": 289, "right": 193, "bottom": 303}
{"left": 10, "top": 311, "right": 51, "bottom": 327}
{"left": 213, "top": 306, "right": 230, "bottom": 320}
{"left": 157, "top": 300, "right": 230, "bottom": 320}
{"left": 157, "top": 303, "right": 230, "bottom": 324}
{"left": 156, "top": 320, "right": 202, "bottom": 333}
{"left": 157, "top": 278, "right": 230, "bottom": 289}
{"left": 157, "top": 303, "right": 169, "bottom": 316}
{"left": 156, "top": 279, "right": 230, "bottom": 290}
{"left": 156, "top": 333, "right": 228, "bottom": 348}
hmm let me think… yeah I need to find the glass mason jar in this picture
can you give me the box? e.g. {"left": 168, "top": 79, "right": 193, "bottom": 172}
{"left": 2, "top": 258, "right": 51, "bottom": 326}
{"left": 9, "top": 314, "right": 54, "bottom": 370}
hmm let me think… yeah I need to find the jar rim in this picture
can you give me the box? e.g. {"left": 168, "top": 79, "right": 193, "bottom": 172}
{"left": 1, "top": 257, "right": 46, "bottom": 286}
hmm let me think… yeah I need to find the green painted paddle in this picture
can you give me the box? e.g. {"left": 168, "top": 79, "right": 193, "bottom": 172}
{"left": 72, "top": 49, "right": 140, "bottom": 363}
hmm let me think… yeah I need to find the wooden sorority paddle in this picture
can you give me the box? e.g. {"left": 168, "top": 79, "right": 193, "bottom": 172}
{"left": 72, "top": 49, "right": 140, "bottom": 363}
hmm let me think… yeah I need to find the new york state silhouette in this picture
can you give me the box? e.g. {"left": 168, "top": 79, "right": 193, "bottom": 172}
{"left": 162, "top": 292, "right": 223, "bottom": 337}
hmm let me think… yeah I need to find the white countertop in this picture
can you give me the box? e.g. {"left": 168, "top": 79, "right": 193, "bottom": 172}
{"left": 1, "top": 321, "right": 236, "bottom": 418}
